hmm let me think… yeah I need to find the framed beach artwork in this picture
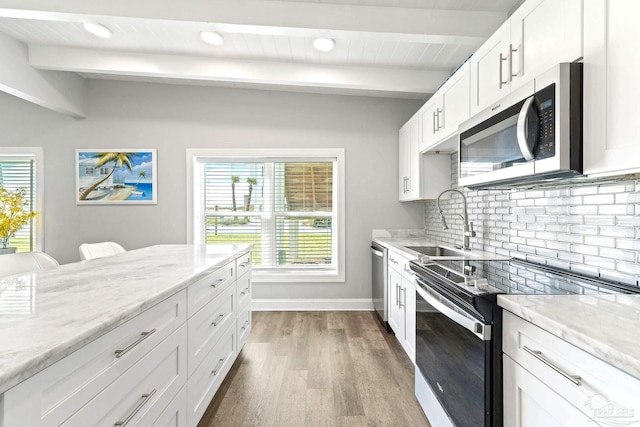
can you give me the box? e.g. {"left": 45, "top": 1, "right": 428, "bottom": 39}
{"left": 75, "top": 149, "right": 157, "bottom": 205}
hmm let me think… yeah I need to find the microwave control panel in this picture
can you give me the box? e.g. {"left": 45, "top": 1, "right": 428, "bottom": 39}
{"left": 535, "top": 83, "right": 556, "bottom": 160}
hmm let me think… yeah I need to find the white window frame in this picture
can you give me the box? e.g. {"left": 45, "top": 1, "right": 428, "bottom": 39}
{"left": 0, "top": 147, "right": 44, "bottom": 252}
{"left": 186, "top": 148, "right": 345, "bottom": 283}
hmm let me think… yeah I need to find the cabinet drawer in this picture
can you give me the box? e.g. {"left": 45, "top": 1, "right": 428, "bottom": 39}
{"left": 188, "top": 261, "right": 234, "bottom": 317}
{"left": 187, "top": 282, "right": 235, "bottom": 377}
{"left": 187, "top": 322, "right": 236, "bottom": 427}
{"left": 237, "top": 306, "right": 252, "bottom": 352}
{"left": 151, "top": 384, "right": 187, "bottom": 427}
{"left": 388, "top": 251, "right": 404, "bottom": 273}
{"left": 2, "top": 291, "right": 186, "bottom": 427}
{"left": 503, "top": 311, "right": 640, "bottom": 420}
{"left": 61, "top": 323, "right": 187, "bottom": 427}
{"left": 236, "top": 252, "right": 252, "bottom": 278}
{"left": 236, "top": 272, "right": 251, "bottom": 314}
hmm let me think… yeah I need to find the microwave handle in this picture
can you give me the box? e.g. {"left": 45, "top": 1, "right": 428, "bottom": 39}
{"left": 516, "top": 95, "right": 536, "bottom": 161}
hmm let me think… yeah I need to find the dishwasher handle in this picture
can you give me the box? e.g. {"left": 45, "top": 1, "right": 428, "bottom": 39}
{"left": 371, "top": 247, "right": 384, "bottom": 257}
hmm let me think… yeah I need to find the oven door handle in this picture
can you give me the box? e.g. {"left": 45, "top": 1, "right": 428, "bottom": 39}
{"left": 416, "top": 284, "right": 491, "bottom": 341}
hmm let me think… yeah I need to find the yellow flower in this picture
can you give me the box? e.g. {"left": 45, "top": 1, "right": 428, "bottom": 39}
{"left": 0, "top": 188, "right": 37, "bottom": 249}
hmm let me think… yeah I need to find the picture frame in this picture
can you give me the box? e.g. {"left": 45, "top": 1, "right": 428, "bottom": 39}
{"left": 75, "top": 149, "right": 157, "bottom": 205}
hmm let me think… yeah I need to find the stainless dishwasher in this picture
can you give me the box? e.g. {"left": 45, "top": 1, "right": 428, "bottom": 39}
{"left": 371, "top": 242, "right": 389, "bottom": 330}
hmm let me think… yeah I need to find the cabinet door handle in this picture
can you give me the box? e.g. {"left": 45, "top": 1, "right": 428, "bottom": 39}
{"left": 499, "top": 51, "right": 509, "bottom": 88}
{"left": 523, "top": 346, "right": 582, "bottom": 386}
{"left": 240, "top": 261, "right": 250, "bottom": 267}
{"left": 241, "top": 320, "right": 250, "bottom": 331}
{"left": 211, "top": 278, "right": 225, "bottom": 288}
{"left": 115, "top": 329, "right": 156, "bottom": 358}
{"left": 212, "top": 358, "right": 226, "bottom": 376}
{"left": 211, "top": 314, "right": 225, "bottom": 326}
{"left": 509, "top": 44, "right": 518, "bottom": 80}
{"left": 406, "top": 177, "right": 410, "bottom": 192}
{"left": 114, "top": 389, "right": 156, "bottom": 426}
{"left": 241, "top": 287, "right": 250, "bottom": 296}
{"left": 396, "top": 283, "right": 400, "bottom": 307}
{"left": 432, "top": 111, "right": 437, "bottom": 134}
{"left": 399, "top": 287, "right": 405, "bottom": 308}
{"left": 390, "top": 258, "right": 398, "bottom": 265}
{"left": 436, "top": 108, "right": 443, "bottom": 131}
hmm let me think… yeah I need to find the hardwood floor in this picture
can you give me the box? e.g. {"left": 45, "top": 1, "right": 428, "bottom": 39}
{"left": 198, "top": 311, "right": 431, "bottom": 427}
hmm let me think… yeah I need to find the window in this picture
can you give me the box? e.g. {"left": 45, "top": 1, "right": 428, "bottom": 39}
{"left": 0, "top": 148, "right": 43, "bottom": 252}
{"left": 187, "top": 149, "right": 345, "bottom": 282}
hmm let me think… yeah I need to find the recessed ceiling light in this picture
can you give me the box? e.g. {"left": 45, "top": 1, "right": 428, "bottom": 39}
{"left": 200, "top": 31, "right": 224, "bottom": 46}
{"left": 313, "top": 38, "right": 335, "bottom": 52}
{"left": 83, "top": 22, "right": 112, "bottom": 39}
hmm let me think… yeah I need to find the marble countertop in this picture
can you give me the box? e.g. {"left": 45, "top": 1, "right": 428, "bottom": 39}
{"left": 499, "top": 294, "right": 640, "bottom": 380}
{"left": 0, "top": 244, "right": 251, "bottom": 394}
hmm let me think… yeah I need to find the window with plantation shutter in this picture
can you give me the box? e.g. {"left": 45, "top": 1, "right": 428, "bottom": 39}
{"left": 0, "top": 148, "right": 43, "bottom": 253}
{"left": 188, "top": 149, "right": 345, "bottom": 282}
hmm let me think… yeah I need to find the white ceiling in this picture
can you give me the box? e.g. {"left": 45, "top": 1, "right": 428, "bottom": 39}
{"left": 0, "top": 0, "right": 522, "bottom": 99}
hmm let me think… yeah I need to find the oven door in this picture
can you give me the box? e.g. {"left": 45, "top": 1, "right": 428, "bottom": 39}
{"left": 415, "top": 278, "right": 491, "bottom": 427}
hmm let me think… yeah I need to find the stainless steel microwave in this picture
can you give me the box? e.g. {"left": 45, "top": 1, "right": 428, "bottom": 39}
{"left": 458, "top": 63, "right": 582, "bottom": 188}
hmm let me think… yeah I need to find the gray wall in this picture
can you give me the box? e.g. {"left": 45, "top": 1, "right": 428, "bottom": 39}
{"left": 424, "top": 154, "right": 640, "bottom": 286}
{"left": 1, "top": 81, "right": 425, "bottom": 300}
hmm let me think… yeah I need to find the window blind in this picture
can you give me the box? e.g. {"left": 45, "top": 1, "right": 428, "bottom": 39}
{"left": 200, "top": 159, "right": 336, "bottom": 270}
{"left": 0, "top": 158, "right": 36, "bottom": 252}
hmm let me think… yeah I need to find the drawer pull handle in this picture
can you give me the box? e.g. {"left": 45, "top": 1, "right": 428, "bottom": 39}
{"left": 240, "top": 261, "right": 250, "bottom": 267}
{"left": 241, "top": 320, "right": 250, "bottom": 331}
{"left": 115, "top": 329, "right": 156, "bottom": 358}
{"left": 523, "top": 346, "right": 582, "bottom": 386}
{"left": 211, "top": 314, "right": 225, "bottom": 326}
{"left": 211, "top": 278, "right": 225, "bottom": 288}
{"left": 114, "top": 388, "right": 156, "bottom": 426}
{"left": 241, "top": 287, "right": 249, "bottom": 296}
{"left": 212, "top": 358, "right": 225, "bottom": 376}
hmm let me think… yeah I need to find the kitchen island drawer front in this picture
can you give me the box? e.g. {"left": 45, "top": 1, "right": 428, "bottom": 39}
{"left": 61, "top": 323, "right": 187, "bottom": 427}
{"left": 237, "top": 306, "right": 251, "bottom": 352}
{"left": 187, "top": 283, "right": 235, "bottom": 377}
{"left": 188, "top": 261, "right": 235, "bottom": 316}
{"left": 503, "top": 311, "right": 640, "bottom": 419}
{"left": 151, "top": 384, "right": 187, "bottom": 427}
{"left": 2, "top": 290, "right": 186, "bottom": 427}
{"left": 236, "top": 272, "right": 251, "bottom": 314}
{"left": 236, "top": 252, "right": 252, "bottom": 278}
{"left": 187, "top": 322, "right": 236, "bottom": 427}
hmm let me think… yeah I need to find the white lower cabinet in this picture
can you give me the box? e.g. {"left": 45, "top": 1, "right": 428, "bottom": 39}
{"left": 0, "top": 250, "right": 252, "bottom": 427}
{"left": 187, "top": 322, "right": 236, "bottom": 427}
{"left": 503, "top": 311, "right": 640, "bottom": 426}
{"left": 152, "top": 385, "right": 187, "bottom": 427}
{"left": 387, "top": 250, "right": 416, "bottom": 362}
{"left": 62, "top": 324, "right": 187, "bottom": 427}
{"left": 503, "top": 355, "right": 595, "bottom": 427}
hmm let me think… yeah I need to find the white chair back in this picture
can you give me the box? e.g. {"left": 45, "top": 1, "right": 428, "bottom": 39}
{"left": 0, "top": 252, "right": 59, "bottom": 277}
{"left": 79, "top": 242, "right": 126, "bottom": 261}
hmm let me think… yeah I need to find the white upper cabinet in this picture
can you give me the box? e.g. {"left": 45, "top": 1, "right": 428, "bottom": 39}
{"left": 399, "top": 115, "right": 421, "bottom": 201}
{"left": 470, "top": 0, "right": 582, "bottom": 115}
{"left": 420, "top": 62, "right": 470, "bottom": 153}
{"left": 583, "top": 0, "right": 640, "bottom": 177}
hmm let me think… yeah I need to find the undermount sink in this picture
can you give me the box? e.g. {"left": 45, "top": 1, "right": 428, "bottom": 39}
{"left": 405, "top": 245, "right": 478, "bottom": 258}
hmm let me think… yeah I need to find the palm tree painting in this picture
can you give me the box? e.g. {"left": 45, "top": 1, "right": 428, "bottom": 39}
{"left": 76, "top": 149, "right": 157, "bottom": 204}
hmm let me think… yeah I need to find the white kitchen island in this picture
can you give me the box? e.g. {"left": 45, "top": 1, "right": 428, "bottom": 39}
{"left": 0, "top": 244, "right": 252, "bottom": 427}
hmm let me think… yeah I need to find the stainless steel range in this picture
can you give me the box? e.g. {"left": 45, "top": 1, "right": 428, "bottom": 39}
{"left": 410, "top": 257, "right": 640, "bottom": 427}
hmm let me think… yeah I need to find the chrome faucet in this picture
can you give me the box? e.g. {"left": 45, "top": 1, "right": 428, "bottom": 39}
{"left": 436, "top": 189, "right": 476, "bottom": 251}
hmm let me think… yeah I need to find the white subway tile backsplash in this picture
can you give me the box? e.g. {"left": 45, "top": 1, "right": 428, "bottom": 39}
{"left": 423, "top": 153, "right": 640, "bottom": 287}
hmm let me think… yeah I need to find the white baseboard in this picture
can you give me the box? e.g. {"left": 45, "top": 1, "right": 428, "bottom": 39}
{"left": 251, "top": 298, "right": 374, "bottom": 311}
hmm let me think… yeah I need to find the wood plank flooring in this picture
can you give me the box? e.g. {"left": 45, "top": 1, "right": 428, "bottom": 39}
{"left": 198, "top": 311, "right": 431, "bottom": 427}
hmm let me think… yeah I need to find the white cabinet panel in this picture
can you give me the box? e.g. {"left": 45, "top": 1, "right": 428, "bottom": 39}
{"left": 387, "top": 250, "right": 416, "bottom": 363}
{"left": 188, "top": 261, "right": 235, "bottom": 317}
{"left": 62, "top": 324, "right": 187, "bottom": 427}
{"left": 503, "top": 311, "right": 640, "bottom": 425}
{"left": 2, "top": 291, "right": 186, "bottom": 427}
{"left": 503, "top": 355, "right": 596, "bottom": 427}
{"left": 584, "top": 0, "right": 640, "bottom": 177}
{"left": 152, "top": 385, "right": 187, "bottom": 427}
